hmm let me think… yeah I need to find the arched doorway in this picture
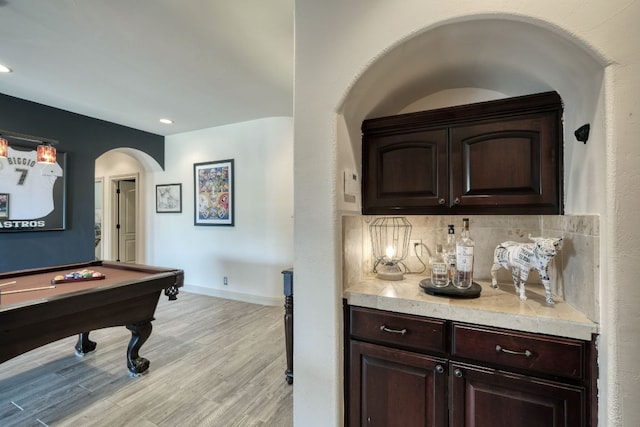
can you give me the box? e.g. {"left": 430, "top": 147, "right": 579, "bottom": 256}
{"left": 95, "top": 148, "right": 162, "bottom": 264}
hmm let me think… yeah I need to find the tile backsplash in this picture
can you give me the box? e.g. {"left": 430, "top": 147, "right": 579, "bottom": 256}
{"left": 342, "top": 214, "right": 599, "bottom": 323}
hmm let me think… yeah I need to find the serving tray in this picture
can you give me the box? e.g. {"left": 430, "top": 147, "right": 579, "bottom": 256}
{"left": 419, "top": 279, "right": 481, "bottom": 299}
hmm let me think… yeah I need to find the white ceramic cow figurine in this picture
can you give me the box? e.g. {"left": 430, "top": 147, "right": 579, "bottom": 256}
{"left": 490, "top": 235, "right": 563, "bottom": 305}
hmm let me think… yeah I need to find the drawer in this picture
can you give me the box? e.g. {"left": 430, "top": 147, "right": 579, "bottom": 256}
{"left": 350, "top": 306, "right": 446, "bottom": 354}
{"left": 451, "top": 323, "right": 585, "bottom": 380}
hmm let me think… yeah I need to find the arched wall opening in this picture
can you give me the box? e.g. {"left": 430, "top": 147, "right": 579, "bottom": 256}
{"left": 337, "top": 16, "right": 608, "bottom": 215}
{"left": 334, "top": 15, "right": 611, "bottom": 424}
{"left": 95, "top": 148, "right": 162, "bottom": 264}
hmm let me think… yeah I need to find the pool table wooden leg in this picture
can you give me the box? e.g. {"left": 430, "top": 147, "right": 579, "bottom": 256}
{"left": 75, "top": 332, "right": 97, "bottom": 356}
{"left": 126, "top": 320, "right": 152, "bottom": 376}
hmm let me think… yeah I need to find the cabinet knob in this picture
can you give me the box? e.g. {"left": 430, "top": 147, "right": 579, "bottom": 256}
{"left": 454, "top": 197, "right": 461, "bottom": 205}
{"left": 435, "top": 364, "right": 444, "bottom": 374}
{"left": 438, "top": 198, "right": 446, "bottom": 205}
{"left": 454, "top": 368, "right": 463, "bottom": 378}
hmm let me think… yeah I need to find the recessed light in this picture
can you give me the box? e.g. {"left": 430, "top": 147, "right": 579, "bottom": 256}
{"left": 159, "top": 118, "right": 174, "bottom": 124}
{"left": 0, "top": 64, "right": 12, "bottom": 73}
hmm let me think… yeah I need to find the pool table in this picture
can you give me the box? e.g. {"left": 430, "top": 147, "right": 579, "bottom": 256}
{"left": 0, "top": 260, "right": 183, "bottom": 376}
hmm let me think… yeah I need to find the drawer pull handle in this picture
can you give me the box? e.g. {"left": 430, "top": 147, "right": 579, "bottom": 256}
{"left": 495, "top": 344, "right": 532, "bottom": 358}
{"left": 435, "top": 364, "right": 444, "bottom": 374}
{"left": 454, "top": 368, "right": 463, "bottom": 378}
{"left": 379, "top": 325, "right": 407, "bottom": 336}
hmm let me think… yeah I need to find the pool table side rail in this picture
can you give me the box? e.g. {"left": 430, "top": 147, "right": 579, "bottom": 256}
{"left": 0, "top": 261, "right": 184, "bottom": 311}
{"left": 0, "top": 260, "right": 180, "bottom": 280}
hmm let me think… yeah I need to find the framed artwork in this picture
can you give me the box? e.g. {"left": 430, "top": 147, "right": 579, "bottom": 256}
{"left": 156, "top": 183, "right": 182, "bottom": 213}
{"left": 194, "top": 159, "right": 234, "bottom": 226}
{"left": 0, "top": 147, "right": 66, "bottom": 232}
{"left": 0, "top": 194, "right": 9, "bottom": 219}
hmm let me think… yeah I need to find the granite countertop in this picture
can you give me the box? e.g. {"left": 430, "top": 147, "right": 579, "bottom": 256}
{"left": 344, "top": 275, "right": 599, "bottom": 341}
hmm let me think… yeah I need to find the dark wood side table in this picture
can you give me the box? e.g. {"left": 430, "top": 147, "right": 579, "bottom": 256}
{"left": 282, "top": 268, "right": 293, "bottom": 384}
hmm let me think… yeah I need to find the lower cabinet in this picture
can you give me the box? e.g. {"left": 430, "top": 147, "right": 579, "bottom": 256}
{"left": 350, "top": 340, "right": 447, "bottom": 427}
{"left": 449, "top": 362, "right": 585, "bottom": 427}
{"left": 346, "top": 305, "right": 595, "bottom": 427}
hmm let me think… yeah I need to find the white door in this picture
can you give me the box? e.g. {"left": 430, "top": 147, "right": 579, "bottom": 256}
{"left": 116, "top": 179, "right": 136, "bottom": 263}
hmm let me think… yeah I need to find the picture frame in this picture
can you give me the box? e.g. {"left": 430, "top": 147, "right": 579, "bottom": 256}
{"left": 194, "top": 159, "right": 234, "bottom": 226}
{"left": 0, "top": 147, "right": 67, "bottom": 232}
{"left": 156, "top": 183, "right": 182, "bottom": 213}
{"left": 0, "top": 193, "right": 9, "bottom": 219}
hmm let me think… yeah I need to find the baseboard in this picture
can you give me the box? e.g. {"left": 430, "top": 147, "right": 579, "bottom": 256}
{"left": 181, "top": 284, "right": 282, "bottom": 306}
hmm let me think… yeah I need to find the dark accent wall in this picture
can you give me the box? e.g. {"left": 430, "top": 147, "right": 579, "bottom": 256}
{"left": 0, "top": 93, "right": 164, "bottom": 272}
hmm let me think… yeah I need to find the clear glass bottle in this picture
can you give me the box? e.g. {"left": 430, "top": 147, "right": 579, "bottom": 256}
{"left": 444, "top": 224, "right": 456, "bottom": 285}
{"left": 430, "top": 244, "right": 449, "bottom": 287}
{"left": 454, "top": 218, "right": 474, "bottom": 289}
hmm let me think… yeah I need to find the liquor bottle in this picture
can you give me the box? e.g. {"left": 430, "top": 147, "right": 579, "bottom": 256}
{"left": 430, "top": 244, "right": 449, "bottom": 287}
{"left": 454, "top": 218, "right": 474, "bottom": 289}
{"left": 444, "top": 224, "right": 456, "bottom": 285}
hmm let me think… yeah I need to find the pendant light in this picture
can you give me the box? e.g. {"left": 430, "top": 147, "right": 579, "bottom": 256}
{"left": 36, "top": 144, "right": 57, "bottom": 164}
{"left": 0, "top": 138, "right": 7, "bottom": 158}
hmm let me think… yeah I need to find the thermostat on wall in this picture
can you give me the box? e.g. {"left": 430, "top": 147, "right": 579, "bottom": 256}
{"left": 344, "top": 169, "right": 359, "bottom": 199}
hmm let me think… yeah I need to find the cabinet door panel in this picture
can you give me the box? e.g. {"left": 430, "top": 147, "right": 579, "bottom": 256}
{"left": 459, "top": 131, "right": 541, "bottom": 194}
{"left": 362, "top": 129, "right": 448, "bottom": 214}
{"left": 450, "top": 114, "right": 560, "bottom": 213}
{"left": 450, "top": 362, "right": 585, "bottom": 427}
{"left": 350, "top": 340, "right": 447, "bottom": 427}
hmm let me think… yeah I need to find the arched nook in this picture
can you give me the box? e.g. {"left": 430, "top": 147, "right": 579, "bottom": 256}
{"left": 335, "top": 14, "right": 611, "bottom": 425}
{"left": 338, "top": 16, "right": 608, "bottom": 215}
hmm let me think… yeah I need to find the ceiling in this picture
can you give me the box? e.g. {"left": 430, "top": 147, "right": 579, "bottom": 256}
{"left": 0, "top": 0, "right": 294, "bottom": 136}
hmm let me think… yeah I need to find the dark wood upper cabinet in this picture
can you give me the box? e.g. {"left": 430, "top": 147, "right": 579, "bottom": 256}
{"left": 362, "top": 92, "right": 563, "bottom": 215}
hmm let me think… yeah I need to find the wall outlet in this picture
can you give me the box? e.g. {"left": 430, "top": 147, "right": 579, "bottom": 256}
{"left": 409, "top": 239, "right": 422, "bottom": 257}
{"left": 223, "top": 276, "right": 228, "bottom": 286}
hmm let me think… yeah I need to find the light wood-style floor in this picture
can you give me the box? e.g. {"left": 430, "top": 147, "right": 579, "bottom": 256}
{"left": 0, "top": 292, "right": 293, "bottom": 426}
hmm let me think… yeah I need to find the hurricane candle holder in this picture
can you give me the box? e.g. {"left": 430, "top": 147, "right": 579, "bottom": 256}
{"left": 369, "top": 217, "right": 412, "bottom": 281}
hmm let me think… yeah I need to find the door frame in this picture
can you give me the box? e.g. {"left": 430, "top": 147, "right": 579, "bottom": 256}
{"left": 94, "top": 177, "right": 104, "bottom": 260}
{"left": 109, "top": 173, "right": 139, "bottom": 262}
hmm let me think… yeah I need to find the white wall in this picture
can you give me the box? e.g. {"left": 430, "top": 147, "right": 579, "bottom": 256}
{"left": 146, "top": 117, "right": 294, "bottom": 305}
{"left": 295, "top": 1, "right": 639, "bottom": 426}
